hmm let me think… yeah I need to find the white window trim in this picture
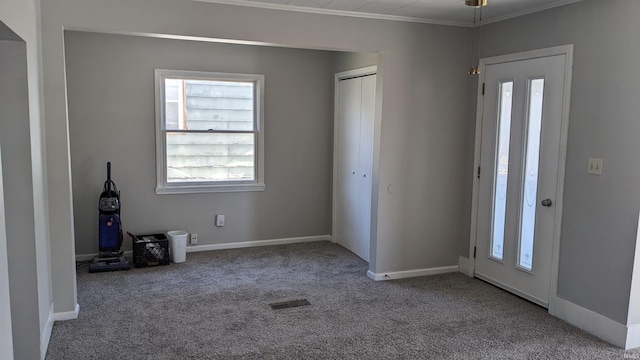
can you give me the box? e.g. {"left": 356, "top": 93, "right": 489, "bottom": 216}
{"left": 154, "top": 69, "right": 265, "bottom": 194}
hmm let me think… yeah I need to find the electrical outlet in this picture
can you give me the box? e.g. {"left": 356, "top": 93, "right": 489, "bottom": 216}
{"left": 190, "top": 233, "right": 198, "bottom": 245}
{"left": 216, "top": 214, "right": 225, "bottom": 227}
{"left": 587, "top": 158, "right": 603, "bottom": 175}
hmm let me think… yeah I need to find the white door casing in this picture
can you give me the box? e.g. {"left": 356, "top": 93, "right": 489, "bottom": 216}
{"left": 333, "top": 66, "right": 376, "bottom": 262}
{"left": 469, "top": 46, "right": 573, "bottom": 309}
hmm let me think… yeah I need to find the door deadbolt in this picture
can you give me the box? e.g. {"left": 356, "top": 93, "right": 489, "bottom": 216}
{"left": 541, "top": 199, "right": 553, "bottom": 207}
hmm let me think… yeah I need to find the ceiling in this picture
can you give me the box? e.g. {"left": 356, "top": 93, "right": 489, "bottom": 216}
{"left": 197, "top": 0, "right": 584, "bottom": 26}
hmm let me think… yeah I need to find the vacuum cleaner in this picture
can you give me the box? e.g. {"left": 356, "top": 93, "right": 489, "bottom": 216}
{"left": 89, "top": 162, "right": 131, "bottom": 273}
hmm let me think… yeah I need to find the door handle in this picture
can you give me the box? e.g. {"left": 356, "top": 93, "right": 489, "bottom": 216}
{"left": 541, "top": 199, "right": 553, "bottom": 207}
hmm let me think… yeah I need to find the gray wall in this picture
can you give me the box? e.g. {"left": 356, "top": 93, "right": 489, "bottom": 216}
{"left": 334, "top": 52, "right": 378, "bottom": 73}
{"left": 0, "top": 38, "right": 19, "bottom": 360}
{"left": 0, "top": 0, "right": 53, "bottom": 358}
{"left": 0, "top": 39, "right": 40, "bottom": 359}
{"left": 65, "top": 31, "right": 336, "bottom": 254}
{"left": 42, "top": 0, "right": 473, "bottom": 312}
{"left": 478, "top": 0, "right": 640, "bottom": 324}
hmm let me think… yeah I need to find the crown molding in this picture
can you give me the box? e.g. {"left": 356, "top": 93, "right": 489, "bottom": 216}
{"left": 193, "top": 0, "right": 585, "bottom": 27}
{"left": 481, "top": 0, "right": 585, "bottom": 25}
{"left": 192, "top": 0, "right": 473, "bottom": 27}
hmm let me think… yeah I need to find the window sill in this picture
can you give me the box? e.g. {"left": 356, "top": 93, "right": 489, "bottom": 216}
{"left": 155, "top": 183, "right": 266, "bottom": 195}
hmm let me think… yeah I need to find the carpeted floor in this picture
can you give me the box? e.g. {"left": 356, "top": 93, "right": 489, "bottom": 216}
{"left": 47, "top": 241, "right": 638, "bottom": 359}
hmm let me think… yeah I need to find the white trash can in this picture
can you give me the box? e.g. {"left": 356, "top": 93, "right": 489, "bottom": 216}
{"left": 167, "top": 230, "right": 188, "bottom": 263}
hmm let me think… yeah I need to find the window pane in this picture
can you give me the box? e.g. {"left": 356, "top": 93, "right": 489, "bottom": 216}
{"left": 181, "top": 79, "right": 254, "bottom": 131}
{"left": 165, "top": 79, "right": 180, "bottom": 101}
{"left": 166, "top": 132, "right": 255, "bottom": 182}
{"left": 518, "top": 78, "right": 545, "bottom": 271}
{"left": 165, "top": 79, "right": 181, "bottom": 130}
{"left": 491, "top": 81, "right": 514, "bottom": 261}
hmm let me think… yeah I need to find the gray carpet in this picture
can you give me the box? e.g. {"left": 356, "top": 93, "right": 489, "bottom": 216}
{"left": 47, "top": 241, "right": 638, "bottom": 359}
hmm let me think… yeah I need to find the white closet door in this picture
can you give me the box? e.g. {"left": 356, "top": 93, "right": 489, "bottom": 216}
{"left": 356, "top": 75, "right": 375, "bottom": 261}
{"left": 336, "top": 77, "right": 362, "bottom": 258}
{"left": 335, "top": 74, "right": 376, "bottom": 262}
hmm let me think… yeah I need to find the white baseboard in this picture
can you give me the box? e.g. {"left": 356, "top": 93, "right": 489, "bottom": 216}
{"left": 41, "top": 303, "right": 54, "bottom": 360}
{"left": 366, "top": 265, "right": 459, "bottom": 281}
{"left": 458, "top": 256, "right": 471, "bottom": 277}
{"left": 626, "top": 323, "right": 640, "bottom": 350}
{"left": 75, "top": 251, "right": 133, "bottom": 262}
{"left": 185, "top": 235, "right": 332, "bottom": 253}
{"left": 551, "top": 297, "right": 630, "bottom": 348}
{"left": 76, "top": 235, "right": 333, "bottom": 261}
{"left": 53, "top": 303, "right": 80, "bottom": 321}
{"left": 76, "top": 236, "right": 332, "bottom": 260}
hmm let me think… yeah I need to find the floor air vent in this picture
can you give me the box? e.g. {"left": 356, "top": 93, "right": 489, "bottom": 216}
{"left": 268, "top": 299, "right": 311, "bottom": 310}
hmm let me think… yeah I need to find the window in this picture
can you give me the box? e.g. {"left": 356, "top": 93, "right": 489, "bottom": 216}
{"left": 155, "top": 69, "right": 265, "bottom": 194}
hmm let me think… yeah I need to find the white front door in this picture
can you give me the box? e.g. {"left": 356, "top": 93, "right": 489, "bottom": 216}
{"left": 475, "top": 51, "right": 569, "bottom": 307}
{"left": 334, "top": 67, "right": 376, "bottom": 262}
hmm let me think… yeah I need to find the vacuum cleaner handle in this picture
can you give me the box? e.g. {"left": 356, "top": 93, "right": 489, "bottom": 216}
{"left": 103, "top": 162, "right": 118, "bottom": 194}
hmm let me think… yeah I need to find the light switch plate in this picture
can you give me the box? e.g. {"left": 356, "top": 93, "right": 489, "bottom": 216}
{"left": 587, "top": 158, "right": 603, "bottom": 175}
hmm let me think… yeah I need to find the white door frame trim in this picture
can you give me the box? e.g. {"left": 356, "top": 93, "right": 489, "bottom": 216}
{"left": 332, "top": 65, "right": 377, "bottom": 259}
{"left": 468, "top": 45, "right": 574, "bottom": 316}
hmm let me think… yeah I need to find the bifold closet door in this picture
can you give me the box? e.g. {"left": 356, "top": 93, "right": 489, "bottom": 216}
{"left": 335, "top": 74, "right": 376, "bottom": 262}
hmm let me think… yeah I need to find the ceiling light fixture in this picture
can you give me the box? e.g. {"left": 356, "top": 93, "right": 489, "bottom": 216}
{"left": 465, "top": 0, "right": 487, "bottom": 6}
{"left": 467, "top": 0, "right": 487, "bottom": 75}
